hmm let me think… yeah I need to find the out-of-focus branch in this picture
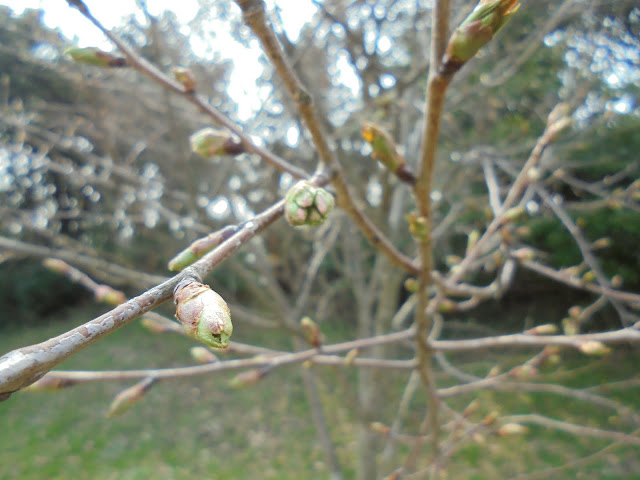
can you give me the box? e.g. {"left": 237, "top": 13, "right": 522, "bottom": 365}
{"left": 233, "top": 0, "right": 418, "bottom": 275}
{"left": 431, "top": 325, "right": 640, "bottom": 352}
{"left": 500, "top": 414, "right": 640, "bottom": 446}
{"left": 65, "top": 0, "right": 308, "bottom": 180}
{"left": 0, "top": 236, "right": 167, "bottom": 287}
{"left": 410, "top": 0, "right": 452, "bottom": 465}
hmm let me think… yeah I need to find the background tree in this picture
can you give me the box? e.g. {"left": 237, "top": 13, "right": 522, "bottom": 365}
{"left": 1, "top": 1, "right": 639, "bottom": 478}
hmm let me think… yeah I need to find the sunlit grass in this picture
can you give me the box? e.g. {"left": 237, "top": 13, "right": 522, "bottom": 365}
{"left": 1, "top": 306, "right": 638, "bottom": 479}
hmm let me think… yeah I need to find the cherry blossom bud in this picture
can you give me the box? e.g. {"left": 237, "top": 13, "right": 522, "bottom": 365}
{"left": 65, "top": 47, "right": 127, "bottom": 67}
{"left": 190, "top": 128, "right": 244, "bottom": 159}
{"left": 140, "top": 316, "right": 182, "bottom": 334}
{"left": 172, "top": 67, "right": 196, "bottom": 93}
{"left": 190, "top": 346, "right": 219, "bottom": 364}
{"left": 497, "top": 423, "right": 528, "bottom": 436}
{"left": 42, "top": 258, "right": 71, "bottom": 275}
{"left": 284, "top": 181, "right": 335, "bottom": 227}
{"left": 173, "top": 278, "right": 233, "bottom": 349}
{"left": 344, "top": 349, "right": 359, "bottom": 366}
{"left": 229, "top": 368, "right": 270, "bottom": 388}
{"left": 524, "top": 324, "right": 558, "bottom": 335}
{"left": 361, "top": 123, "right": 415, "bottom": 183}
{"left": 370, "top": 422, "right": 391, "bottom": 435}
{"left": 168, "top": 225, "right": 239, "bottom": 271}
{"left": 25, "top": 376, "right": 78, "bottom": 392}
{"left": 107, "top": 378, "right": 156, "bottom": 418}
{"left": 301, "top": 316, "right": 323, "bottom": 348}
{"left": 443, "top": 0, "right": 520, "bottom": 74}
{"left": 94, "top": 285, "right": 127, "bottom": 306}
{"left": 578, "top": 341, "right": 612, "bottom": 356}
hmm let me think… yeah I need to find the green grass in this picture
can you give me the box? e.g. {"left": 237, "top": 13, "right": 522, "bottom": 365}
{"left": 1, "top": 306, "right": 639, "bottom": 479}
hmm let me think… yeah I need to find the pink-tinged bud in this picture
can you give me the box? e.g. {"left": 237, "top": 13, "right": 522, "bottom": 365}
{"left": 284, "top": 181, "right": 335, "bottom": 228}
{"left": 300, "top": 316, "right": 323, "bottom": 348}
{"left": 497, "top": 423, "right": 528, "bottom": 436}
{"left": 442, "top": 0, "right": 520, "bottom": 74}
{"left": 173, "top": 278, "right": 233, "bottom": 349}
{"left": 189, "top": 128, "right": 244, "bottom": 159}
{"left": 568, "top": 306, "right": 582, "bottom": 319}
{"left": 168, "top": 225, "right": 239, "bottom": 271}
{"left": 94, "top": 285, "right": 127, "bottom": 306}
{"left": 107, "top": 378, "right": 156, "bottom": 418}
{"left": 524, "top": 324, "right": 558, "bottom": 335}
{"left": 172, "top": 67, "right": 196, "bottom": 93}
{"left": 64, "top": 47, "right": 127, "bottom": 67}
{"left": 25, "top": 376, "right": 78, "bottom": 392}
{"left": 190, "top": 346, "right": 219, "bottom": 364}
{"left": 229, "top": 368, "right": 270, "bottom": 388}
{"left": 578, "top": 341, "right": 612, "bottom": 356}
{"left": 42, "top": 258, "right": 71, "bottom": 275}
{"left": 370, "top": 422, "right": 391, "bottom": 435}
{"left": 361, "top": 123, "right": 415, "bottom": 183}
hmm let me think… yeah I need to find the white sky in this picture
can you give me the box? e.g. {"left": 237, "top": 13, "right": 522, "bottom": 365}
{"left": 0, "top": 0, "right": 319, "bottom": 119}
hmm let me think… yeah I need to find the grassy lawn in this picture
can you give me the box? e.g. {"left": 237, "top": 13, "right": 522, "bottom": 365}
{"left": 1, "top": 305, "right": 639, "bottom": 479}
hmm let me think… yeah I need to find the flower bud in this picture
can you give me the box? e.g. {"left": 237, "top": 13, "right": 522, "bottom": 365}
{"left": 404, "top": 277, "right": 419, "bottom": 293}
{"left": 140, "top": 316, "right": 182, "bottom": 334}
{"left": 370, "top": 422, "right": 391, "bottom": 435}
{"left": 466, "top": 229, "right": 480, "bottom": 254}
{"left": 524, "top": 324, "right": 558, "bottom": 336}
{"left": 482, "top": 411, "right": 499, "bottom": 426}
{"left": 173, "top": 278, "right": 233, "bottom": 349}
{"left": 497, "top": 423, "right": 528, "bottom": 436}
{"left": 229, "top": 368, "right": 270, "bottom": 388}
{"left": 25, "top": 376, "right": 78, "bottom": 392}
{"left": 301, "top": 316, "right": 323, "bottom": 348}
{"left": 284, "top": 181, "right": 335, "bottom": 227}
{"left": 578, "top": 341, "right": 611, "bottom": 356}
{"left": 172, "top": 67, "right": 196, "bottom": 93}
{"left": 442, "top": 0, "right": 520, "bottom": 74}
{"left": 190, "top": 346, "right": 219, "bottom": 364}
{"left": 42, "top": 258, "right": 71, "bottom": 275}
{"left": 107, "top": 377, "right": 156, "bottom": 418}
{"left": 503, "top": 206, "right": 526, "bottom": 222}
{"left": 168, "top": 225, "right": 239, "bottom": 271}
{"left": 361, "top": 123, "right": 415, "bottom": 183}
{"left": 344, "top": 348, "right": 359, "bottom": 366}
{"left": 94, "top": 285, "right": 127, "bottom": 306}
{"left": 65, "top": 47, "right": 127, "bottom": 67}
{"left": 190, "top": 128, "right": 244, "bottom": 159}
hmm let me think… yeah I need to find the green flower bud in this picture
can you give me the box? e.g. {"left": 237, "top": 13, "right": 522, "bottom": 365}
{"left": 64, "top": 47, "right": 127, "bottom": 67}
{"left": 300, "top": 316, "right": 323, "bottom": 348}
{"left": 173, "top": 278, "right": 233, "bottom": 349}
{"left": 107, "top": 378, "right": 156, "bottom": 418}
{"left": 190, "top": 346, "right": 219, "bottom": 364}
{"left": 229, "top": 368, "right": 270, "bottom": 388}
{"left": 94, "top": 285, "right": 127, "bottom": 306}
{"left": 172, "top": 66, "right": 196, "bottom": 93}
{"left": 284, "top": 181, "right": 334, "bottom": 227}
{"left": 189, "top": 128, "right": 244, "bottom": 159}
{"left": 168, "top": 225, "right": 239, "bottom": 271}
{"left": 443, "top": 0, "right": 520, "bottom": 74}
{"left": 361, "top": 123, "right": 415, "bottom": 183}
{"left": 578, "top": 341, "right": 612, "bottom": 356}
{"left": 25, "top": 376, "right": 78, "bottom": 392}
